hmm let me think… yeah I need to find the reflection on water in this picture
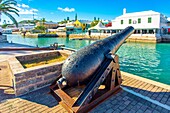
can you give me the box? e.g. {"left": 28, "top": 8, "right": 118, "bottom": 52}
{"left": 6, "top": 35, "right": 170, "bottom": 85}
{"left": 7, "top": 34, "right": 95, "bottom": 49}
{"left": 117, "top": 42, "right": 170, "bottom": 85}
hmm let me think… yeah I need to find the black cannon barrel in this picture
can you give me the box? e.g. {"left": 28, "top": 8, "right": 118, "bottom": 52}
{"left": 58, "top": 26, "right": 134, "bottom": 87}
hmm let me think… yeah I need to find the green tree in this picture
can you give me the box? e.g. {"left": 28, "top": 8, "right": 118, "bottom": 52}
{"left": 98, "top": 18, "right": 100, "bottom": 21}
{"left": 94, "top": 17, "right": 96, "bottom": 21}
{"left": 34, "top": 26, "right": 46, "bottom": 31}
{"left": 75, "top": 13, "right": 77, "bottom": 21}
{"left": 34, "top": 19, "right": 40, "bottom": 24}
{"left": 32, "top": 25, "right": 46, "bottom": 33}
{"left": 58, "top": 19, "right": 68, "bottom": 24}
{"left": 0, "top": 0, "right": 19, "bottom": 27}
{"left": 41, "top": 18, "right": 46, "bottom": 26}
{"left": 1, "top": 24, "right": 7, "bottom": 28}
{"left": 90, "top": 20, "right": 99, "bottom": 27}
{"left": 19, "top": 20, "right": 36, "bottom": 24}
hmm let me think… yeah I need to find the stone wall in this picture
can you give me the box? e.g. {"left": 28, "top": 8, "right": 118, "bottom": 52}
{"left": 38, "top": 34, "right": 58, "bottom": 37}
{"left": 161, "top": 35, "right": 170, "bottom": 42}
{"left": 9, "top": 50, "right": 72, "bottom": 96}
{"left": 25, "top": 33, "right": 59, "bottom": 38}
{"left": 16, "top": 51, "right": 61, "bottom": 62}
{"left": 14, "top": 63, "right": 62, "bottom": 96}
{"left": 126, "top": 36, "right": 159, "bottom": 43}
{"left": 68, "top": 34, "right": 165, "bottom": 43}
{"left": 0, "top": 35, "right": 8, "bottom": 43}
{"left": 56, "top": 32, "right": 67, "bottom": 37}
{"left": 69, "top": 34, "right": 107, "bottom": 39}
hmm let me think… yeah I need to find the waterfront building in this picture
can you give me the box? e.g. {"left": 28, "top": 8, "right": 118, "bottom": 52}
{"left": 36, "top": 22, "right": 58, "bottom": 29}
{"left": 110, "top": 8, "right": 168, "bottom": 33}
{"left": 6, "top": 24, "right": 19, "bottom": 32}
{"left": 65, "top": 19, "right": 91, "bottom": 34}
{"left": 89, "top": 8, "right": 170, "bottom": 42}
{"left": 167, "top": 18, "right": 170, "bottom": 26}
{"left": 74, "top": 20, "right": 91, "bottom": 32}
{"left": 110, "top": 8, "right": 170, "bottom": 42}
{"left": 19, "top": 24, "right": 35, "bottom": 31}
{"left": 102, "top": 19, "right": 110, "bottom": 25}
{"left": 66, "top": 21, "right": 74, "bottom": 33}
{"left": 105, "top": 22, "right": 112, "bottom": 27}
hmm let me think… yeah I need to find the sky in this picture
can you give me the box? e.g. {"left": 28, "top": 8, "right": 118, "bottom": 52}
{"left": 1, "top": 0, "right": 170, "bottom": 24}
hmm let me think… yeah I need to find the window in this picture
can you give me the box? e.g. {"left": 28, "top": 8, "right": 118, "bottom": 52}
{"left": 134, "top": 30, "right": 137, "bottom": 34}
{"left": 148, "top": 17, "right": 152, "bottom": 23}
{"left": 133, "top": 20, "right": 137, "bottom": 24}
{"left": 129, "top": 19, "right": 132, "bottom": 24}
{"left": 142, "top": 29, "right": 147, "bottom": 34}
{"left": 138, "top": 18, "right": 141, "bottom": 23}
{"left": 137, "top": 30, "right": 140, "bottom": 34}
{"left": 111, "top": 30, "right": 116, "bottom": 33}
{"left": 149, "top": 29, "right": 154, "bottom": 34}
{"left": 121, "top": 20, "right": 123, "bottom": 24}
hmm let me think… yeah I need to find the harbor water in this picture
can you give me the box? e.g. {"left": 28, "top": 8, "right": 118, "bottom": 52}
{"left": 7, "top": 34, "right": 170, "bottom": 85}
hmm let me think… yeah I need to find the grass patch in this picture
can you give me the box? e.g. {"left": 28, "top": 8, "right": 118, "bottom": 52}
{"left": 22, "top": 55, "right": 67, "bottom": 68}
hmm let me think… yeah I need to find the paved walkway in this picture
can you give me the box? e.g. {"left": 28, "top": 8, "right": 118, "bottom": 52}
{"left": 0, "top": 72, "right": 170, "bottom": 113}
{"left": 0, "top": 61, "right": 15, "bottom": 102}
{"left": 0, "top": 87, "right": 169, "bottom": 113}
{"left": 121, "top": 72, "right": 170, "bottom": 108}
{"left": 0, "top": 61, "right": 12, "bottom": 87}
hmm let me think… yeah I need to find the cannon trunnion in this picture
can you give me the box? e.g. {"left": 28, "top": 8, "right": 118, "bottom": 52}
{"left": 50, "top": 26, "right": 134, "bottom": 113}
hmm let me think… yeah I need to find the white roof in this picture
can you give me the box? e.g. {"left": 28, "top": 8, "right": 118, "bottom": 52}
{"left": 88, "top": 21, "right": 106, "bottom": 30}
{"left": 57, "top": 27, "right": 65, "bottom": 30}
{"left": 167, "top": 17, "right": 170, "bottom": 21}
{"left": 48, "top": 29, "right": 58, "bottom": 31}
{"left": 117, "top": 10, "right": 160, "bottom": 19}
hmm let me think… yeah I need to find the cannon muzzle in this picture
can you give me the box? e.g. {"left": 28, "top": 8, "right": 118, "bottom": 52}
{"left": 59, "top": 26, "right": 134, "bottom": 88}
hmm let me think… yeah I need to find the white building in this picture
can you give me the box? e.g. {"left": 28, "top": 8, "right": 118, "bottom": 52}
{"left": 110, "top": 8, "right": 168, "bottom": 34}
{"left": 90, "top": 9, "right": 169, "bottom": 42}
{"left": 19, "top": 24, "right": 35, "bottom": 31}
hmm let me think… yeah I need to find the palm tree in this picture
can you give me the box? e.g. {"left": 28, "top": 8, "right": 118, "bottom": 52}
{"left": 0, "top": 0, "right": 19, "bottom": 27}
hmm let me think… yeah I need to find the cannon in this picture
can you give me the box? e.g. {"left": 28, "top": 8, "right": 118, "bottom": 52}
{"left": 50, "top": 26, "right": 134, "bottom": 113}
{"left": 58, "top": 26, "right": 134, "bottom": 88}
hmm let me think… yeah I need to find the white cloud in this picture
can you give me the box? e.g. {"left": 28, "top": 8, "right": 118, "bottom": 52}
{"left": 57, "top": 7, "right": 75, "bottom": 12}
{"left": 17, "top": 4, "right": 29, "bottom": 8}
{"left": 17, "top": 4, "right": 21, "bottom": 7}
{"left": 30, "top": 8, "right": 38, "bottom": 12}
{"left": 21, "top": 4, "right": 29, "bottom": 8}
{"left": 11, "top": 4, "right": 38, "bottom": 15}
{"left": 18, "top": 9, "right": 38, "bottom": 15}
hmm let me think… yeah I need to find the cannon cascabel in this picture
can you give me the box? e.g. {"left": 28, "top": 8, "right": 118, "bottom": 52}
{"left": 59, "top": 26, "right": 134, "bottom": 87}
